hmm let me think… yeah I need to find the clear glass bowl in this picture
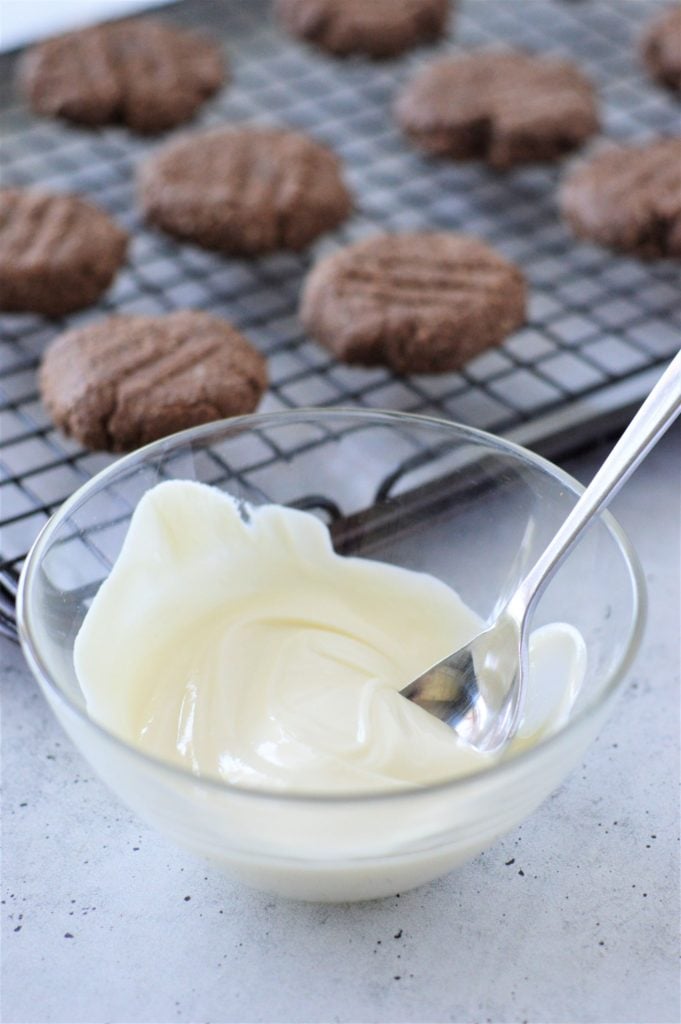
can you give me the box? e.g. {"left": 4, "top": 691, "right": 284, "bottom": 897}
{"left": 17, "top": 410, "right": 645, "bottom": 902}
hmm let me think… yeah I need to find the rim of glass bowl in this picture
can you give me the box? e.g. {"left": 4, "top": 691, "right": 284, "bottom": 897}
{"left": 17, "top": 408, "right": 646, "bottom": 806}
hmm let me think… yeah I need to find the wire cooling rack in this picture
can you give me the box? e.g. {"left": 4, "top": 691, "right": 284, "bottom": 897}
{"left": 1, "top": 0, "right": 680, "bottom": 636}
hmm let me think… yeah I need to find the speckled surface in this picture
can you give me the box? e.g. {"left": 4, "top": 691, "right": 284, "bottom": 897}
{"left": 2, "top": 425, "right": 679, "bottom": 1024}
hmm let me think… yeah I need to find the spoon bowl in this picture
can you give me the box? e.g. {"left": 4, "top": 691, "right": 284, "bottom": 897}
{"left": 401, "top": 611, "right": 525, "bottom": 753}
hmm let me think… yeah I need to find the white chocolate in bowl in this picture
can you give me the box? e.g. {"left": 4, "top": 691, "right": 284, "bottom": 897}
{"left": 74, "top": 480, "right": 586, "bottom": 794}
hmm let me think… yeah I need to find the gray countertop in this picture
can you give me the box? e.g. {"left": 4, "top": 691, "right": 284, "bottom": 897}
{"left": 2, "top": 425, "right": 679, "bottom": 1024}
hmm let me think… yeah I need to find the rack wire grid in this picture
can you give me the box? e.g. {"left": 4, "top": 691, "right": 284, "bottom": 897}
{"left": 1, "top": 0, "right": 680, "bottom": 637}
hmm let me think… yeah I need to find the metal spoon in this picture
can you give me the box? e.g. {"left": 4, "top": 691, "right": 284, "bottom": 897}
{"left": 401, "top": 349, "right": 681, "bottom": 754}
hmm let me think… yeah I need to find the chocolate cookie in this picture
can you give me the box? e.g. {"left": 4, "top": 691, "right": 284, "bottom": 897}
{"left": 560, "top": 138, "right": 681, "bottom": 258}
{"left": 396, "top": 50, "right": 599, "bottom": 168}
{"left": 300, "top": 232, "right": 526, "bottom": 373}
{"left": 20, "top": 18, "right": 225, "bottom": 134}
{"left": 0, "top": 188, "right": 128, "bottom": 317}
{"left": 39, "top": 311, "right": 268, "bottom": 452}
{"left": 274, "top": 0, "right": 450, "bottom": 58}
{"left": 641, "top": 6, "right": 681, "bottom": 92}
{"left": 138, "top": 126, "right": 353, "bottom": 256}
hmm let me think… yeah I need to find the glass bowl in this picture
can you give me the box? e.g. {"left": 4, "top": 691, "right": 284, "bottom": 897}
{"left": 17, "top": 410, "right": 645, "bottom": 902}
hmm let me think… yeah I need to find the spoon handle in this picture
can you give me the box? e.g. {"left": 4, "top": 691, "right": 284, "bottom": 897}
{"left": 510, "top": 349, "right": 681, "bottom": 618}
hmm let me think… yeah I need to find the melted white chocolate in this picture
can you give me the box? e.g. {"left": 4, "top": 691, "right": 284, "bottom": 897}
{"left": 75, "top": 480, "right": 586, "bottom": 792}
